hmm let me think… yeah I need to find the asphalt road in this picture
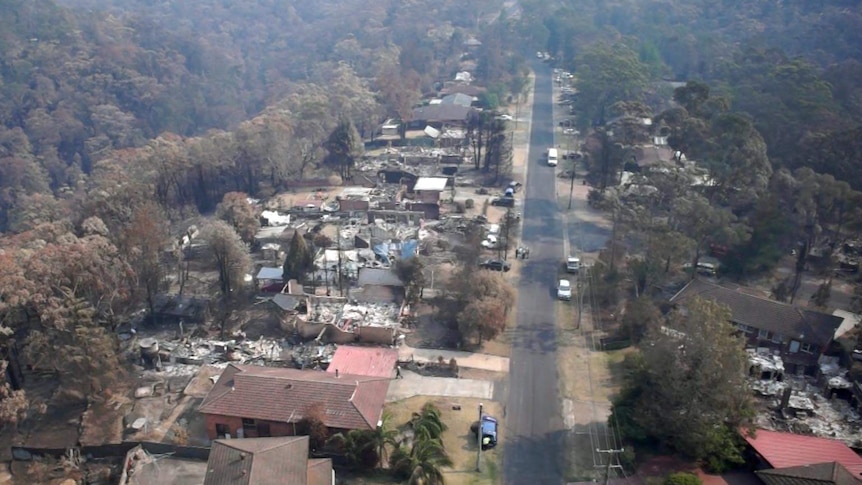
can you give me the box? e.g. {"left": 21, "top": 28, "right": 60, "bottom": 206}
{"left": 502, "top": 62, "right": 566, "bottom": 485}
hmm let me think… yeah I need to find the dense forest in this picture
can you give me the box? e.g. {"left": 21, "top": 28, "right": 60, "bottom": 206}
{"left": 0, "top": 0, "right": 517, "bottom": 229}
{"left": 518, "top": 0, "right": 862, "bottom": 189}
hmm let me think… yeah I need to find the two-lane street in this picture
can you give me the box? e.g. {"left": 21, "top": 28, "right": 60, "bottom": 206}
{"left": 503, "top": 62, "right": 566, "bottom": 485}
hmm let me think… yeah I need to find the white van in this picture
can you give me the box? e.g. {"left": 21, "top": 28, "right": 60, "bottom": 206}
{"left": 547, "top": 148, "right": 558, "bottom": 167}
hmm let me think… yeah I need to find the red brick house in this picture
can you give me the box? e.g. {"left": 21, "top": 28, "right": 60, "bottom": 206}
{"left": 199, "top": 364, "right": 390, "bottom": 440}
{"left": 670, "top": 279, "right": 843, "bottom": 375}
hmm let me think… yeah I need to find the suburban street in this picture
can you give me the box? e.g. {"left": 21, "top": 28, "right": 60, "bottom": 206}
{"left": 502, "top": 62, "right": 566, "bottom": 484}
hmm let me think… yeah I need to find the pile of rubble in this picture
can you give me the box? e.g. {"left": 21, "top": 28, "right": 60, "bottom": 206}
{"left": 750, "top": 356, "right": 862, "bottom": 446}
{"left": 290, "top": 342, "right": 337, "bottom": 370}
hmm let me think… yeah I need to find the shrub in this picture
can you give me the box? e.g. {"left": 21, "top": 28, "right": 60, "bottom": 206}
{"left": 465, "top": 199, "right": 475, "bottom": 209}
{"left": 664, "top": 472, "right": 702, "bottom": 485}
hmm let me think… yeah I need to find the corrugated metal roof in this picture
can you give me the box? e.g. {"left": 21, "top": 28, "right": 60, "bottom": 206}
{"left": 745, "top": 429, "right": 862, "bottom": 476}
{"left": 199, "top": 365, "right": 389, "bottom": 431}
{"left": 256, "top": 267, "right": 284, "bottom": 280}
{"left": 413, "top": 177, "right": 449, "bottom": 192}
{"left": 327, "top": 346, "right": 398, "bottom": 378}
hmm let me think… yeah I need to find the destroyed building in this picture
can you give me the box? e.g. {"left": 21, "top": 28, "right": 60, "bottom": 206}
{"left": 294, "top": 295, "right": 403, "bottom": 345}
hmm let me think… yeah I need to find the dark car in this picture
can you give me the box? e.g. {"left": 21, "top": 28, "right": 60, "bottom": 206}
{"left": 470, "top": 415, "right": 499, "bottom": 449}
{"left": 480, "top": 259, "right": 511, "bottom": 272}
{"left": 490, "top": 197, "right": 515, "bottom": 207}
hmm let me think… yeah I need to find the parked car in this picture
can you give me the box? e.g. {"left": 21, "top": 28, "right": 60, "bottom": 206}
{"left": 470, "top": 415, "right": 499, "bottom": 449}
{"left": 491, "top": 197, "right": 515, "bottom": 207}
{"left": 557, "top": 279, "right": 572, "bottom": 300}
{"left": 481, "top": 235, "right": 499, "bottom": 249}
{"left": 508, "top": 181, "right": 523, "bottom": 193}
{"left": 566, "top": 256, "right": 581, "bottom": 273}
{"left": 480, "top": 259, "right": 511, "bottom": 272}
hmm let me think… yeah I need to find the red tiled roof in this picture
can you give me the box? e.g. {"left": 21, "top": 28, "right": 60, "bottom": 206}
{"left": 327, "top": 346, "right": 398, "bottom": 378}
{"left": 199, "top": 365, "right": 390, "bottom": 430}
{"left": 744, "top": 429, "right": 862, "bottom": 476}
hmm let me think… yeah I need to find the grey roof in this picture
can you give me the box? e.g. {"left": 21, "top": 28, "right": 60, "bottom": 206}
{"left": 272, "top": 293, "right": 303, "bottom": 311}
{"left": 440, "top": 93, "right": 474, "bottom": 107}
{"left": 757, "top": 462, "right": 862, "bottom": 485}
{"left": 256, "top": 267, "right": 284, "bottom": 280}
{"left": 357, "top": 267, "right": 404, "bottom": 287}
{"left": 412, "top": 104, "right": 474, "bottom": 123}
{"left": 670, "top": 279, "right": 843, "bottom": 346}
{"left": 204, "top": 436, "right": 316, "bottom": 485}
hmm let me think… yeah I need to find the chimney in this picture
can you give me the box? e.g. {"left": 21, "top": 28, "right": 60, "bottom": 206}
{"left": 335, "top": 369, "right": 339, "bottom": 378}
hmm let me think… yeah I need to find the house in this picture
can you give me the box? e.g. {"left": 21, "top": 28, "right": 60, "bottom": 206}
{"left": 744, "top": 428, "right": 862, "bottom": 485}
{"left": 354, "top": 267, "right": 406, "bottom": 304}
{"left": 380, "top": 119, "right": 400, "bottom": 137}
{"left": 440, "top": 93, "right": 475, "bottom": 108}
{"left": 412, "top": 176, "right": 449, "bottom": 203}
{"left": 327, "top": 346, "right": 398, "bottom": 379}
{"left": 199, "top": 364, "right": 390, "bottom": 440}
{"left": 411, "top": 104, "right": 474, "bottom": 128}
{"left": 670, "top": 279, "right": 844, "bottom": 375}
{"left": 204, "top": 436, "right": 333, "bottom": 485}
{"left": 255, "top": 267, "right": 284, "bottom": 291}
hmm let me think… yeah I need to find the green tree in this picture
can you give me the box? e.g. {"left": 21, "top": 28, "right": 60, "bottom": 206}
{"left": 327, "top": 429, "right": 379, "bottom": 470}
{"left": 610, "top": 297, "right": 753, "bottom": 472}
{"left": 574, "top": 42, "right": 649, "bottom": 127}
{"left": 323, "top": 117, "right": 363, "bottom": 180}
{"left": 411, "top": 402, "right": 447, "bottom": 443}
{"left": 283, "top": 231, "right": 314, "bottom": 283}
{"left": 665, "top": 472, "right": 703, "bottom": 485}
{"left": 390, "top": 438, "right": 453, "bottom": 484}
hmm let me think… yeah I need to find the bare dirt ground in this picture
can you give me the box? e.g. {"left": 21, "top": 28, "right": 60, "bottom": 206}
{"left": 386, "top": 396, "right": 504, "bottom": 485}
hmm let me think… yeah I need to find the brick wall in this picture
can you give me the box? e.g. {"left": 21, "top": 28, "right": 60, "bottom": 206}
{"left": 204, "top": 414, "right": 297, "bottom": 440}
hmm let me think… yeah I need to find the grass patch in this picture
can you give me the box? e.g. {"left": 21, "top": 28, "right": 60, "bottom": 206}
{"left": 385, "top": 397, "right": 503, "bottom": 485}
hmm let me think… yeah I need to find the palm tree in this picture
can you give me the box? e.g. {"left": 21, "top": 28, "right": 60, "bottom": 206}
{"left": 390, "top": 437, "right": 452, "bottom": 485}
{"left": 327, "top": 429, "right": 377, "bottom": 469}
{"left": 368, "top": 410, "right": 398, "bottom": 465}
{"left": 407, "top": 438, "right": 452, "bottom": 485}
{"left": 410, "top": 402, "right": 447, "bottom": 442}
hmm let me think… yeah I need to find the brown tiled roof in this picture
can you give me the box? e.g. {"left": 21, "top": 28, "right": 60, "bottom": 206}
{"left": 670, "top": 279, "right": 842, "bottom": 347}
{"left": 327, "top": 346, "right": 398, "bottom": 378}
{"left": 307, "top": 459, "right": 334, "bottom": 485}
{"left": 757, "top": 462, "right": 862, "bottom": 485}
{"left": 199, "top": 365, "right": 389, "bottom": 430}
{"left": 203, "top": 436, "right": 311, "bottom": 485}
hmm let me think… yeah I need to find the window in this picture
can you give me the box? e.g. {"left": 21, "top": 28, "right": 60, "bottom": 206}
{"left": 737, "top": 324, "right": 753, "bottom": 334}
{"left": 758, "top": 329, "right": 770, "bottom": 340}
{"left": 771, "top": 333, "right": 783, "bottom": 343}
{"left": 242, "top": 418, "right": 256, "bottom": 434}
{"left": 800, "top": 342, "right": 816, "bottom": 354}
{"left": 215, "top": 424, "right": 230, "bottom": 438}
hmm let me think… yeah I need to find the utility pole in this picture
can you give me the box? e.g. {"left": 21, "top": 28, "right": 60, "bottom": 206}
{"left": 336, "top": 219, "right": 344, "bottom": 297}
{"left": 596, "top": 447, "right": 625, "bottom": 485}
{"left": 476, "top": 402, "right": 484, "bottom": 472}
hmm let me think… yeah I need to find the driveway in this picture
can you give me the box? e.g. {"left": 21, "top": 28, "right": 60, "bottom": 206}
{"left": 385, "top": 370, "right": 496, "bottom": 402}
{"left": 398, "top": 345, "right": 510, "bottom": 373}
{"left": 502, "top": 60, "right": 567, "bottom": 485}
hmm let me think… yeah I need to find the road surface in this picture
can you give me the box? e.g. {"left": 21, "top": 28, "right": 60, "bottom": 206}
{"left": 502, "top": 61, "right": 566, "bottom": 485}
